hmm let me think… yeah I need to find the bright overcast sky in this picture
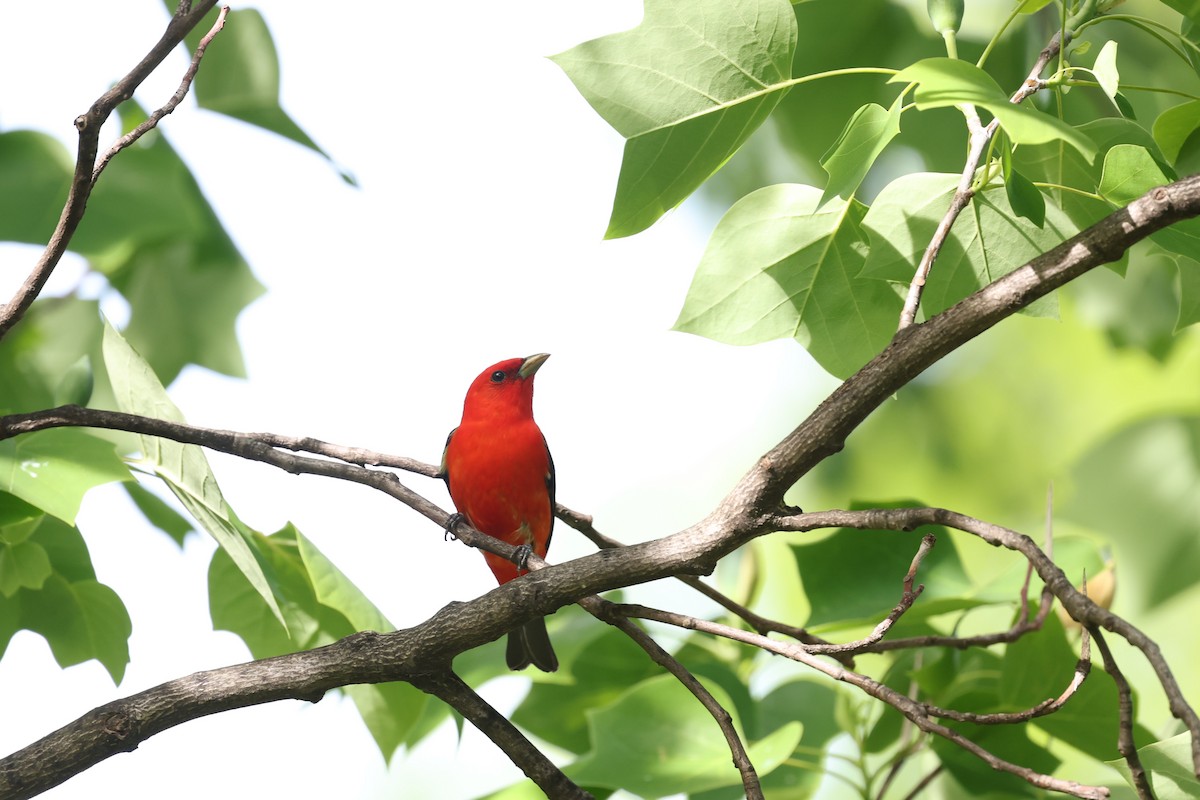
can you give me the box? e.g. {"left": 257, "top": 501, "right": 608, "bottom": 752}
{"left": 0, "top": 3, "right": 833, "bottom": 798}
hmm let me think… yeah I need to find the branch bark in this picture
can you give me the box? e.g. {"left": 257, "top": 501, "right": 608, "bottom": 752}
{"left": 3, "top": 170, "right": 1199, "bottom": 797}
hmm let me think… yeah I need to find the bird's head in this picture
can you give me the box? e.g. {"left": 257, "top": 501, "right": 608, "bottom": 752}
{"left": 462, "top": 353, "right": 549, "bottom": 420}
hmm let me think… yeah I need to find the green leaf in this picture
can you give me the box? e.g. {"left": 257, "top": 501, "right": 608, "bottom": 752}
{"left": 1003, "top": 159, "right": 1047, "bottom": 228}
{"left": 78, "top": 102, "right": 266, "bottom": 384}
{"left": 819, "top": 101, "right": 902, "bottom": 206}
{"left": 102, "top": 320, "right": 285, "bottom": 628}
{"left": 513, "top": 625, "right": 660, "bottom": 754}
{"left": 1154, "top": 100, "right": 1200, "bottom": 164}
{"left": 0, "top": 429, "right": 129, "bottom": 525}
{"left": 163, "top": 4, "right": 332, "bottom": 165}
{"left": 124, "top": 482, "right": 194, "bottom": 546}
{"left": 791, "top": 501, "right": 973, "bottom": 629}
{"left": 1108, "top": 732, "right": 1200, "bottom": 799}
{"left": 891, "top": 58, "right": 1096, "bottom": 159}
{"left": 0, "top": 540, "right": 52, "bottom": 596}
{"left": 1092, "top": 40, "right": 1120, "bottom": 104}
{"left": 673, "top": 185, "right": 899, "bottom": 378}
{"left": 567, "top": 674, "right": 801, "bottom": 798}
{"left": 1099, "top": 145, "right": 1200, "bottom": 263}
{"left": 210, "top": 523, "right": 420, "bottom": 760}
{"left": 552, "top": 0, "right": 798, "bottom": 237}
{"left": 0, "top": 130, "right": 71, "bottom": 246}
{"left": 1064, "top": 415, "right": 1200, "bottom": 608}
{"left": 861, "top": 172, "right": 1075, "bottom": 316}
{"left": 1175, "top": 255, "right": 1200, "bottom": 330}
{"left": 19, "top": 575, "right": 132, "bottom": 683}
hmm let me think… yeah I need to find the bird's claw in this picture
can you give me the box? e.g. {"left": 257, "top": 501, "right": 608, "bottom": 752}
{"left": 445, "top": 512, "right": 465, "bottom": 541}
{"left": 513, "top": 544, "right": 533, "bottom": 570}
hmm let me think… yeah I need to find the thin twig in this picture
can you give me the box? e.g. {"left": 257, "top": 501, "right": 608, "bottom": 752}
{"left": 0, "top": 1, "right": 221, "bottom": 342}
{"left": 613, "top": 602, "right": 1108, "bottom": 799}
{"left": 555, "top": 502, "right": 853, "bottom": 663}
{"left": 897, "top": 25, "right": 1071, "bottom": 329}
{"left": 408, "top": 671, "right": 593, "bottom": 800}
{"left": 92, "top": 6, "right": 230, "bottom": 182}
{"left": 582, "top": 596, "right": 765, "bottom": 800}
{"left": 1090, "top": 629, "right": 1153, "bottom": 800}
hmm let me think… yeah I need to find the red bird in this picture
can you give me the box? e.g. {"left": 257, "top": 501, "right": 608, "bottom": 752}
{"left": 440, "top": 353, "right": 558, "bottom": 672}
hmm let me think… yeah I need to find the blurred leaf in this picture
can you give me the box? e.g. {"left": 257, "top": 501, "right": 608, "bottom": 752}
{"left": 1153, "top": 100, "right": 1200, "bottom": 164}
{"left": 0, "top": 130, "right": 71, "bottom": 245}
{"left": 124, "top": 481, "right": 194, "bottom": 547}
{"left": 892, "top": 58, "right": 1095, "bottom": 158}
{"left": 209, "top": 522, "right": 420, "bottom": 760}
{"left": 567, "top": 674, "right": 801, "bottom": 798}
{"left": 552, "top": 0, "right": 798, "bottom": 237}
{"left": 1064, "top": 415, "right": 1200, "bottom": 608}
{"left": 792, "top": 501, "right": 974, "bottom": 628}
{"left": 53, "top": 356, "right": 94, "bottom": 407}
{"left": 752, "top": 679, "right": 842, "bottom": 798}
{"left": 931, "top": 720, "right": 1059, "bottom": 796}
{"left": 819, "top": 100, "right": 903, "bottom": 206}
{"left": 0, "top": 429, "right": 129, "bottom": 525}
{"left": 1107, "top": 732, "right": 1200, "bottom": 799}
{"left": 674, "top": 184, "right": 899, "bottom": 378}
{"left": 79, "top": 103, "right": 265, "bottom": 383}
{"left": 19, "top": 574, "right": 131, "bottom": 684}
{"left": 103, "top": 320, "right": 285, "bottom": 627}
{"left": 0, "top": 540, "right": 51, "bottom": 596}
{"left": 861, "top": 173, "right": 1075, "bottom": 316}
{"left": 0, "top": 298, "right": 104, "bottom": 414}
{"left": 513, "top": 624, "right": 659, "bottom": 753}
{"left": 1175, "top": 254, "right": 1200, "bottom": 330}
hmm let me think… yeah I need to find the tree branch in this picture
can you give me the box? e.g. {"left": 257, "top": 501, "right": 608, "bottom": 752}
{"left": 408, "top": 671, "right": 593, "bottom": 800}
{"left": 0, "top": 1, "right": 223, "bottom": 342}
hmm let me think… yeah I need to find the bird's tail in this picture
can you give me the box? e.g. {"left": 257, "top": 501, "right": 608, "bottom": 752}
{"left": 507, "top": 617, "right": 558, "bottom": 672}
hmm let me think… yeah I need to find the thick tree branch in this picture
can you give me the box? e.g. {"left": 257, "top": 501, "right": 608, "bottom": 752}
{"left": 3, "top": 175, "right": 1200, "bottom": 794}
{"left": 0, "top": 1, "right": 223, "bottom": 342}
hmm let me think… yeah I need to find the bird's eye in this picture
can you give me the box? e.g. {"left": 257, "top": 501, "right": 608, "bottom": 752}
{"left": 490, "top": 370, "right": 507, "bottom": 383}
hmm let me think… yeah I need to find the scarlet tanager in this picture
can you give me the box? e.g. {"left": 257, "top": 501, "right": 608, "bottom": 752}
{"left": 439, "top": 353, "right": 558, "bottom": 672}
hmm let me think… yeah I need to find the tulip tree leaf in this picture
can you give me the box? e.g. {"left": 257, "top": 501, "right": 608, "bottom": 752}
{"left": 0, "top": 429, "right": 129, "bottom": 525}
{"left": 102, "top": 320, "right": 285, "bottom": 629}
{"left": 552, "top": 0, "right": 798, "bottom": 237}
{"left": 819, "top": 100, "right": 903, "bottom": 206}
{"left": 861, "top": 172, "right": 1077, "bottom": 317}
{"left": 892, "top": 58, "right": 1095, "bottom": 159}
{"left": 674, "top": 184, "right": 899, "bottom": 378}
{"left": 567, "top": 673, "right": 801, "bottom": 797}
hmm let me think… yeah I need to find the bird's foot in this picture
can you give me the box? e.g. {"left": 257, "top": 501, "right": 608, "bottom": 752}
{"left": 445, "top": 512, "right": 465, "bottom": 541}
{"left": 513, "top": 544, "right": 533, "bottom": 570}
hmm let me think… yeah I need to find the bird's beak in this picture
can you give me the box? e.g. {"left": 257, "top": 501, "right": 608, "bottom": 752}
{"left": 518, "top": 353, "right": 550, "bottom": 379}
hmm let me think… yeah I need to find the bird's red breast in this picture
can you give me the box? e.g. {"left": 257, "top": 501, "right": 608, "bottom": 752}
{"left": 441, "top": 354, "right": 555, "bottom": 585}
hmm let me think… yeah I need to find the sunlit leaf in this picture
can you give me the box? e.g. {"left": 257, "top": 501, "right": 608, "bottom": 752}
{"left": 0, "top": 429, "right": 129, "bottom": 525}
{"left": 0, "top": 130, "right": 71, "bottom": 245}
{"left": 1108, "top": 732, "right": 1200, "bottom": 799}
{"left": 19, "top": 574, "right": 132, "bottom": 683}
{"left": 103, "top": 320, "right": 285, "bottom": 627}
{"left": 1092, "top": 40, "right": 1120, "bottom": 104}
{"left": 674, "top": 184, "right": 898, "bottom": 378}
{"left": 819, "top": 100, "right": 902, "bottom": 206}
{"left": 891, "top": 58, "right": 1095, "bottom": 159}
{"left": 124, "top": 482, "right": 194, "bottom": 547}
{"left": 861, "top": 172, "right": 1075, "bottom": 316}
{"left": 1099, "top": 145, "right": 1200, "bottom": 264}
{"left": 552, "top": 0, "right": 798, "bottom": 237}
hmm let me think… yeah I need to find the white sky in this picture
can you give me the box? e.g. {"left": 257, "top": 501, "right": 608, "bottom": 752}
{"left": 0, "top": 2, "right": 834, "bottom": 798}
